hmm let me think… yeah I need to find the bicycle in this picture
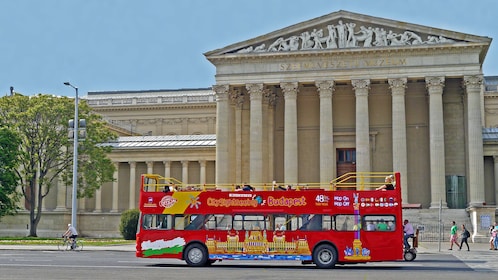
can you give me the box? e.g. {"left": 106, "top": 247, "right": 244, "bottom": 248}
{"left": 58, "top": 236, "right": 83, "bottom": 251}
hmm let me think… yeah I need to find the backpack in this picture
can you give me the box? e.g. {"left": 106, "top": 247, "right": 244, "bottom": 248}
{"left": 464, "top": 229, "right": 470, "bottom": 238}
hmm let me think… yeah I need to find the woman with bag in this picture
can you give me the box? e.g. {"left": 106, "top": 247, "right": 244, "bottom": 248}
{"left": 459, "top": 224, "right": 471, "bottom": 251}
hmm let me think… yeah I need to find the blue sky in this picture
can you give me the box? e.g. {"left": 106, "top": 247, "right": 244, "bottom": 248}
{"left": 1, "top": 0, "right": 497, "bottom": 97}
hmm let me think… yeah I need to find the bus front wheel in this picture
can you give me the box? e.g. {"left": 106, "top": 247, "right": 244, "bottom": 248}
{"left": 313, "top": 244, "right": 337, "bottom": 268}
{"left": 184, "top": 244, "right": 208, "bottom": 267}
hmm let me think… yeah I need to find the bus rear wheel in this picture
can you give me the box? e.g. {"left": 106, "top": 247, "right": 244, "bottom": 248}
{"left": 185, "top": 244, "right": 208, "bottom": 267}
{"left": 313, "top": 244, "right": 337, "bottom": 268}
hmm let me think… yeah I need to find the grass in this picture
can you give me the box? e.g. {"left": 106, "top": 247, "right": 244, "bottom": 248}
{"left": 0, "top": 237, "right": 135, "bottom": 246}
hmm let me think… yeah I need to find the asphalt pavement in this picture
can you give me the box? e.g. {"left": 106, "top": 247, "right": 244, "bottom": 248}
{"left": 0, "top": 240, "right": 494, "bottom": 254}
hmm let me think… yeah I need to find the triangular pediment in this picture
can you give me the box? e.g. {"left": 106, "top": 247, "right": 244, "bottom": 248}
{"left": 205, "top": 10, "right": 491, "bottom": 57}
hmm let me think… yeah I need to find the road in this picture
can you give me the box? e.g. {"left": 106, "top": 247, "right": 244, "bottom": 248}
{"left": 0, "top": 243, "right": 497, "bottom": 279}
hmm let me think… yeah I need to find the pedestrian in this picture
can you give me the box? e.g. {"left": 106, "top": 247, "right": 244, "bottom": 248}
{"left": 449, "top": 221, "right": 460, "bottom": 250}
{"left": 459, "top": 224, "right": 470, "bottom": 251}
{"left": 489, "top": 225, "right": 496, "bottom": 250}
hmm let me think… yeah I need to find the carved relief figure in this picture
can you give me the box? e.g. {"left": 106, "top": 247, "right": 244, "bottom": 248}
{"left": 235, "top": 19, "right": 458, "bottom": 54}
{"left": 326, "top": 24, "right": 338, "bottom": 49}
{"left": 336, "top": 20, "right": 347, "bottom": 48}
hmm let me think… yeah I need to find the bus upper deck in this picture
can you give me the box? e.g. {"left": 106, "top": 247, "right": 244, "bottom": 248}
{"left": 141, "top": 172, "right": 400, "bottom": 193}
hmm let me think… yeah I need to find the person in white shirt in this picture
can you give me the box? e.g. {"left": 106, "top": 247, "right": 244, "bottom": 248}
{"left": 63, "top": 224, "right": 78, "bottom": 240}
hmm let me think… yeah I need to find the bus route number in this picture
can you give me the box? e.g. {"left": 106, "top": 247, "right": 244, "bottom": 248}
{"left": 315, "top": 194, "right": 330, "bottom": 203}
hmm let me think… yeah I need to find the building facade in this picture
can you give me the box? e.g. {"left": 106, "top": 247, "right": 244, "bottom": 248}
{"left": 2, "top": 10, "right": 498, "bottom": 237}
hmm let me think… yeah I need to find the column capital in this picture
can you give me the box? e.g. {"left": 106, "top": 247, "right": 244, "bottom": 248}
{"left": 128, "top": 161, "right": 136, "bottom": 167}
{"left": 280, "top": 82, "right": 298, "bottom": 98}
{"left": 263, "top": 86, "right": 278, "bottom": 108}
{"left": 246, "top": 83, "right": 264, "bottom": 100}
{"left": 229, "top": 88, "right": 245, "bottom": 108}
{"left": 351, "top": 79, "right": 370, "bottom": 90}
{"left": 463, "top": 75, "right": 484, "bottom": 90}
{"left": 351, "top": 79, "right": 370, "bottom": 96}
{"left": 425, "top": 76, "right": 445, "bottom": 92}
{"left": 199, "top": 160, "right": 207, "bottom": 167}
{"left": 315, "top": 80, "right": 335, "bottom": 98}
{"left": 493, "top": 155, "right": 498, "bottom": 163}
{"left": 388, "top": 77, "right": 407, "bottom": 90}
{"left": 213, "top": 84, "right": 230, "bottom": 100}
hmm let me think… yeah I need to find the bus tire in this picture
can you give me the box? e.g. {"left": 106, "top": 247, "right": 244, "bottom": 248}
{"left": 313, "top": 244, "right": 337, "bottom": 269}
{"left": 184, "top": 243, "right": 208, "bottom": 267}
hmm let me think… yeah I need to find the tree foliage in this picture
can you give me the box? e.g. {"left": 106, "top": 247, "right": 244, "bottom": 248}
{"left": 0, "top": 93, "right": 117, "bottom": 236}
{"left": 0, "top": 126, "right": 21, "bottom": 219}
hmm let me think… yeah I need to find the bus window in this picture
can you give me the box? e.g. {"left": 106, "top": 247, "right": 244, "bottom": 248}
{"left": 243, "top": 215, "right": 265, "bottom": 230}
{"left": 363, "top": 215, "right": 396, "bottom": 232}
{"left": 274, "top": 215, "right": 287, "bottom": 231}
{"left": 300, "top": 214, "right": 323, "bottom": 231}
{"left": 174, "top": 215, "right": 186, "bottom": 230}
{"left": 142, "top": 214, "right": 170, "bottom": 230}
{"left": 335, "top": 215, "right": 356, "bottom": 231}
{"left": 322, "top": 215, "right": 332, "bottom": 230}
{"left": 288, "top": 215, "right": 303, "bottom": 231}
{"left": 185, "top": 214, "right": 212, "bottom": 230}
{"left": 234, "top": 215, "right": 243, "bottom": 230}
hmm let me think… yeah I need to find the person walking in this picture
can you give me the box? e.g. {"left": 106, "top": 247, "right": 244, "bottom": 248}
{"left": 459, "top": 224, "right": 471, "bottom": 251}
{"left": 449, "top": 221, "right": 460, "bottom": 250}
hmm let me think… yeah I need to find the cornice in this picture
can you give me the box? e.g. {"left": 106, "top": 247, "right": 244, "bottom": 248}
{"left": 207, "top": 43, "right": 486, "bottom": 64}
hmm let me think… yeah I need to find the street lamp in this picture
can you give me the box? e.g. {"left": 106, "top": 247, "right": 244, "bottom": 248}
{"left": 64, "top": 82, "right": 79, "bottom": 230}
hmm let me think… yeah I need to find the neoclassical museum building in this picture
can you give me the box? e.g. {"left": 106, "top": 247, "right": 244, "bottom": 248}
{"left": 3, "top": 10, "right": 498, "bottom": 238}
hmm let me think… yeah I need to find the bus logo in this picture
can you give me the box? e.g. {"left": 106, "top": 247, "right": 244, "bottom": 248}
{"left": 159, "top": 195, "right": 177, "bottom": 209}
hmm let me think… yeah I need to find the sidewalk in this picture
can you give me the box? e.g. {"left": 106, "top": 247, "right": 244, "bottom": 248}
{"left": 417, "top": 241, "right": 493, "bottom": 253}
{"left": 0, "top": 243, "right": 136, "bottom": 251}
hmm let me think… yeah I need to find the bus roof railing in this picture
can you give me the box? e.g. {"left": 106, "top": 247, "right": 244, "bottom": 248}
{"left": 140, "top": 172, "right": 399, "bottom": 192}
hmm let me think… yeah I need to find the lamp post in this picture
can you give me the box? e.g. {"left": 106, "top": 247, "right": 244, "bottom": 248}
{"left": 64, "top": 82, "right": 79, "bottom": 230}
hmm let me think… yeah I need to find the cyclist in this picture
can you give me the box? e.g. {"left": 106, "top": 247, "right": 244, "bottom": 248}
{"left": 63, "top": 224, "right": 78, "bottom": 249}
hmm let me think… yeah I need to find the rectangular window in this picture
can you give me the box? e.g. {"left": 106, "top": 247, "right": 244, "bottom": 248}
{"left": 142, "top": 214, "right": 172, "bottom": 230}
{"left": 362, "top": 215, "right": 396, "bottom": 232}
{"left": 335, "top": 215, "right": 356, "bottom": 231}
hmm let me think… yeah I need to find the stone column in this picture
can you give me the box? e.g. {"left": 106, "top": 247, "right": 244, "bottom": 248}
{"left": 316, "top": 80, "right": 335, "bottom": 183}
{"left": 146, "top": 161, "right": 153, "bottom": 175}
{"left": 128, "top": 161, "right": 136, "bottom": 210}
{"left": 199, "top": 160, "right": 206, "bottom": 185}
{"left": 464, "top": 75, "right": 485, "bottom": 206}
{"left": 93, "top": 187, "right": 102, "bottom": 213}
{"left": 426, "top": 76, "right": 447, "bottom": 208}
{"left": 111, "top": 162, "right": 119, "bottom": 212}
{"left": 494, "top": 156, "right": 498, "bottom": 206}
{"left": 265, "top": 88, "right": 278, "bottom": 183}
{"left": 388, "top": 78, "right": 409, "bottom": 202}
{"left": 213, "top": 84, "right": 230, "bottom": 184}
{"left": 352, "top": 79, "right": 371, "bottom": 181}
{"left": 229, "top": 88, "right": 244, "bottom": 183}
{"left": 55, "top": 175, "right": 67, "bottom": 211}
{"left": 182, "top": 160, "right": 189, "bottom": 185}
{"left": 247, "top": 83, "right": 264, "bottom": 183}
{"left": 280, "top": 82, "right": 299, "bottom": 184}
{"left": 163, "top": 160, "right": 171, "bottom": 178}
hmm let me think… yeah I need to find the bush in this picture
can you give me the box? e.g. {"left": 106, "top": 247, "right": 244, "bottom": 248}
{"left": 120, "top": 209, "right": 140, "bottom": 240}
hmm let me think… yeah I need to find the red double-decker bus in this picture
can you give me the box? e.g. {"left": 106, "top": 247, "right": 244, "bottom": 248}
{"left": 136, "top": 172, "right": 404, "bottom": 268}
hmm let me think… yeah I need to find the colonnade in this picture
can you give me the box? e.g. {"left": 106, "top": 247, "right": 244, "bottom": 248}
{"left": 213, "top": 75, "right": 485, "bottom": 207}
{"left": 48, "top": 159, "right": 212, "bottom": 213}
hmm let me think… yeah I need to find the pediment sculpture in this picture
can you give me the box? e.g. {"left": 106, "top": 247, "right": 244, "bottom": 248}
{"left": 236, "top": 20, "right": 456, "bottom": 54}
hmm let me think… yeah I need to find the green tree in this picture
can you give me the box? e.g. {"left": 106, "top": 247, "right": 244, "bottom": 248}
{"left": 120, "top": 209, "right": 139, "bottom": 240}
{"left": 0, "top": 126, "right": 21, "bottom": 219}
{"left": 0, "top": 93, "right": 117, "bottom": 236}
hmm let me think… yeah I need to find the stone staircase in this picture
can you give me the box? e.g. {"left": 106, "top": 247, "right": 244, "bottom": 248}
{"left": 402, "top": 208, "right": 492, "bottom": 243}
